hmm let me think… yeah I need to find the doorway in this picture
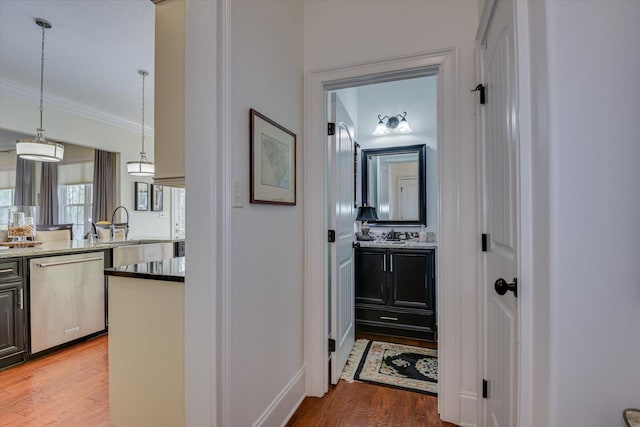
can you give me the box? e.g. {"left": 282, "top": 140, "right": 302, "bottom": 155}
{"left": 328, "top": 74, "right": 439, "bottom": 388}
{"left": 303, "top": 48, "right": 465, "bottom": 424}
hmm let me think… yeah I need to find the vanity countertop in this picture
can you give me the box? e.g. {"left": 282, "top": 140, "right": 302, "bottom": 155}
{"left": 355, "top": 240, "right": 437, "bottom": 249}
{"left": 104, "top": 256, "right": 185, "bottom": 283}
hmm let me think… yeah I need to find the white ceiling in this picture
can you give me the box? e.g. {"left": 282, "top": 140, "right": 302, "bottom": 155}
{"left": 0, "top": 0, "right": 155, "bottom": 128}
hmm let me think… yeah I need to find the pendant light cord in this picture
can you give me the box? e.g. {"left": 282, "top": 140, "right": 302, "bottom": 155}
{"left": 141, "top": 72, "right": 145, "bottom": 157}
{"left": 39, "top": 23, "right": 46, "bottom": 132}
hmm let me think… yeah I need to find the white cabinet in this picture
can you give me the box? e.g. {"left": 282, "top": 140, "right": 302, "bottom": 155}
{"left": 154, "top": 0, "right": 185, "bottom": 187}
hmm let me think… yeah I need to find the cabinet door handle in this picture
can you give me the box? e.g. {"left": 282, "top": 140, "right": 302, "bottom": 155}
{"left": 390, "top": 254, "right": 393, "bottom": 272}
{"left": 383, "top": 256, "right": 386, "bottom": 272}
{"left": 380, "top": 316, "right": 398, "bottom": 321}
{"left": 0, "top": 268, "right": 14, "bottom": 274}
{"left": 17, "top": 288, "right": 23, "bottom": 310}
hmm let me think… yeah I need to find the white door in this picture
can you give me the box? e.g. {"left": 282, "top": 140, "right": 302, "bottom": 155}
{"left": 480, "top": 0, "right": 519, "bottom": 425}
{"left": 329, "top": 93, "right": 356, "bottom": 384}
{"left": 397, "top": 177, "right": 419, "bottom": 220}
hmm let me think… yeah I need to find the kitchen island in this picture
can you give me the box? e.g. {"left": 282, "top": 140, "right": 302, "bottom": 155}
{"left": 0, "top": 238, "right": 184, "bottom": 370}
{"left": 104, "top": 257, "right": 185, "bottom": 427}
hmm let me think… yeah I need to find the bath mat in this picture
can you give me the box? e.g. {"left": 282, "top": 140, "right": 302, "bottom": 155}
{"left": 341, "top": 339, "right": 438, "bottom": 395}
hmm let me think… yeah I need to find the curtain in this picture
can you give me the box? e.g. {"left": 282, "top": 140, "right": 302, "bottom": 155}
{"left": 39, "top": 162, "right": 59, "bottom": 224}
{"left": 14, "top": 157, "right": 35, "bottom": 206}
{"left": 92, "top": 149, "right": 115, "bottom": 223}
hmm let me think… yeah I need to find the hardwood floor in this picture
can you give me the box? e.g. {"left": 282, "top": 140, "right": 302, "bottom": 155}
{"left": 287, "top": 333, "right": 455, "bottom": 427}
{"left": 0, "top": 335, "right": 111, "bottom": 427}
{"left": 1, "top": 332, "right": 452, "bottom": 427}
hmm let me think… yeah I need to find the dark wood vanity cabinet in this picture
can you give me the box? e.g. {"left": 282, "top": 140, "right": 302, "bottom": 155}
{"left": 0, "top": 259, "right": 26, "bottom": 369}
{"left": 355, "top": 247, "right": 436, "bottom": 340}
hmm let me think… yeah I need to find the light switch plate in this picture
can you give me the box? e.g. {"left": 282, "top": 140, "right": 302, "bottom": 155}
{"left": 233, "top": 179, "right": 244, "bottom": 208}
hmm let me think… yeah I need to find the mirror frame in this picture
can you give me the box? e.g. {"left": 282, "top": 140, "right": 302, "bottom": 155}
{"left": 361, "top": 144, "right": 427, "bottom": 226}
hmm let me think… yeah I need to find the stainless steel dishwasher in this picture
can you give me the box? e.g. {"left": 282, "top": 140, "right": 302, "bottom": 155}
{"left": 29, "top": 252, "right": 105, "bottom": 354}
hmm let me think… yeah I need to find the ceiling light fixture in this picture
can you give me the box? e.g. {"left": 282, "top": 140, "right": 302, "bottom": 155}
{"left": 372, "top": 112, "right": 412, "bottom": 136}
{"left": 127, "top": 70, "right": 154, "bottom": 176}
{"left": 16, "top": 18, "right": 64, "bottom": 162}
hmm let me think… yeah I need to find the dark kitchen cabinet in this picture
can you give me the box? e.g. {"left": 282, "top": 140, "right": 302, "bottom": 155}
{"left": 355, "top": 247, "right": 436, "bottom": 340}
{"left": 0, "top": 259, "right": 26, "bottom": 369}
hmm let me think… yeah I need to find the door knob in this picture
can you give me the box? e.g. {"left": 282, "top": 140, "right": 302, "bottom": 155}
{"left": 494, "top": 277, "right": 518, "bottom": 298}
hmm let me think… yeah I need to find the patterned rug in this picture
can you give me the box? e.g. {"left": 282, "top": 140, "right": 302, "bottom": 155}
{"left": 340, "top": 339, "right": 438, "bottom": 395}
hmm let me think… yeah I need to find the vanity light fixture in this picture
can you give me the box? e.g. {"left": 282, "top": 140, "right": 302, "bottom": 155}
{"left": 372, "top": 112, "right": 412, "bottom": 136}
{"left": 127, "top": 70, "right": 155, "bottom": 176}
{"left": 16, "top": 18, "right": 64, "bottom": 162}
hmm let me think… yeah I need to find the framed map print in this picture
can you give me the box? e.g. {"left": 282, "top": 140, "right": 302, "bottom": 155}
{"left": 250, "top": 109, "right": 296, "bottom": 205}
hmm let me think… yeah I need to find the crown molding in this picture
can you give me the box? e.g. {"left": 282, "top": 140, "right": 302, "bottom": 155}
{"left": 0, "top": 77, "right": 154, "bottom": 136}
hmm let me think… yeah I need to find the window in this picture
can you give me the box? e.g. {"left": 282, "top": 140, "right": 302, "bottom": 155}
{"left": 59, "top": 184, "right": 93, "bottom": 240}
{"left": 0, "top": 188, "right": 15, "bottom": 230}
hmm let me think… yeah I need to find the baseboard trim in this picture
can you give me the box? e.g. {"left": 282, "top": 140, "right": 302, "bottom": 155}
{"left": 253, "top": 367, "right": 305, "bottom": 427}
{"left": 458, "top": 391, "right": 479, "bottom": 427}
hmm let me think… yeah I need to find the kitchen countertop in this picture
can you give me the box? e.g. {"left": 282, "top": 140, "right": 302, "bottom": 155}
{"left": 354, "top": 240, "right": 437, "bottom": 249}
{"left": 104, "top": 257, "right": 185, "bottom": 283}
{"left": 0, "top": 238, "right": 183, "bottom": 259}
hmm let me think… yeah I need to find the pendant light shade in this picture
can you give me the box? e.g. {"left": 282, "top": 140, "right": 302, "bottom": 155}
{"left": 16, "top": 18, "right": 64, "bottom": 163}
{"left": 16, "top": 138, "right": 64, "bottom": 162}
{"left": 127, "top": 160, "right": 155, "bottom": 176}
{"left": 127, "top": 70, "right": 155, "bottom": 177}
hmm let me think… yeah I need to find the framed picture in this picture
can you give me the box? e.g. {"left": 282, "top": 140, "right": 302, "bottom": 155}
{"left": 135, "top": 182, "right": 149, "bottom": 211}
{"left": 151, "top": 184, "right": 164, "bottom": 212}
{"left": 250, "top": 109, "right": 296, "bottom": 205}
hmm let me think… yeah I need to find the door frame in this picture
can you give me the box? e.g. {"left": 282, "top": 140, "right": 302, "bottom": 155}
{"left": 475, "top": 0, "right": 534, "bottom": 425}
{"left": 303, "top": 48, "right": 463, "bottom": 423}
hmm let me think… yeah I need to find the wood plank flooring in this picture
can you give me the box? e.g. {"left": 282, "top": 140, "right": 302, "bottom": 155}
{"left": 0, "top": 335, "right": 111, "bottom": 427}
{"left": 287, "top": 333, "right": 456, "bottom": 427}
{"left": 1, "top": 332, "right": 454, "bottom": 426}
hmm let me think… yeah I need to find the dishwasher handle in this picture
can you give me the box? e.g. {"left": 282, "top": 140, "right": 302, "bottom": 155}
{"left": 34, "top": 256, "right": 104, "bottom": 268}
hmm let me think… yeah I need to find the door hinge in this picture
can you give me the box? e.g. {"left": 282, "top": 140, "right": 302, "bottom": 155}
{"left": 472, "top": 84, "right": 486, "bottom": 105}
{"left": 481, "top": 233, "right": 488, "bottom": 252}
{"left": 328, "top": 229, "right": 336, "bottom": 242}
{"left": 328, "top": 122, "right": 336, "bottom": 136}
{"left": 329, "top": 338, "right": 336, "bottom": 352}
{"left": 482, "top": 379, "right": 489, "bottom": 398}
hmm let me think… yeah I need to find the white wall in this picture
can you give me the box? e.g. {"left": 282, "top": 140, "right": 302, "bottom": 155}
{"left": 304, "top": 1, "right": 479, "bottom": 424}
{"left": 527, "top": 1, "right": 640, "bottom": 426}
{"left": 0, "top": 91, "right": 171, "bottom": 238}
{"left": 228, "top": 1, "right": 304, "bottom": 426}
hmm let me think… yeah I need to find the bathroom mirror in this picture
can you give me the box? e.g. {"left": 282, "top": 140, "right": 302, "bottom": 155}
{"left": 361, "top": 144, "right": 426, "bottom": 225}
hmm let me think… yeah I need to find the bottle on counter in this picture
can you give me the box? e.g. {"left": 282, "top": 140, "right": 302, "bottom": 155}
{"left": 419, "top": 225, "right": 427, "bottom": 243}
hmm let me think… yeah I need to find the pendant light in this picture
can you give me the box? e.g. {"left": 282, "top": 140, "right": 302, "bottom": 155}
{"left": 16, "top": 18, "right": 64, "bottom": 162}
{"left": 127, "top": 70, "right": 154, "bottom": 176}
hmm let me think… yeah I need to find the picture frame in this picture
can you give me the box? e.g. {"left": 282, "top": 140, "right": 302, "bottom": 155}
{"left": 250, "top": 109, "right": 296, "bottom": 205}
{"left": 134, "top": 182, "right": 149, "bottom": 211}
{"left": 151, "top": 184, "right": 164, "bottom": 212}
